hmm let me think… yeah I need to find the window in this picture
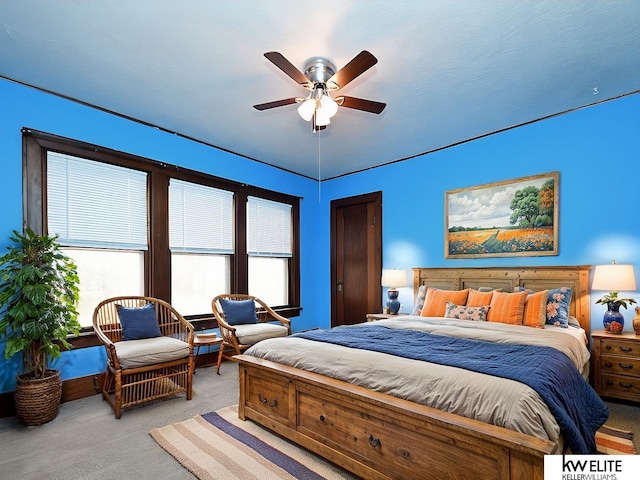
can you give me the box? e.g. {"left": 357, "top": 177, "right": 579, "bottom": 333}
{"left": 23, "top": 129, "right": 300, "bottom": 335}
{"left": 169, "top": 179, "right": 233, "bottom": 316}
{"left": 47, "top": 152, "right": 148, "bottom": 328}
{"left": 247, "top": 196, "right": 292, "bottom": 306}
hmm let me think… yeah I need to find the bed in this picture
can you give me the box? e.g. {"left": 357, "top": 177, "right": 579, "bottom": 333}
{"left": 236, "top": 266, "right": 605, "bottom": 480}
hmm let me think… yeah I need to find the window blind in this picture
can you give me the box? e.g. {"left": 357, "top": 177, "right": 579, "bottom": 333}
{"left": 47, "top": 152, "right": 148, "bottom": 249}
{"left": 169, "top": 179, "right": 234, "bottom": 253}
{"left": 247, "top": 196, "right": 292, "bottom": 257}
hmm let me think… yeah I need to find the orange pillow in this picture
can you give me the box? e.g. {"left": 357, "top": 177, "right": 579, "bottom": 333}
{"left": 522, "top": 290, "right": 549, "bottom": 328}
{"left": 486, "top": 291, "right": 528, "bottom": 325}
{"left": 466, "top": 289, "right": 495, "bottom": 307}
{"left": 421, "top": 288, "right": 470, "bottom": 317}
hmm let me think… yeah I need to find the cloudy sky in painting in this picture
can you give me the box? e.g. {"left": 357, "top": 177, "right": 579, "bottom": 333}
{"left": 447, "top": 177, "right": 550, "bottom": 229}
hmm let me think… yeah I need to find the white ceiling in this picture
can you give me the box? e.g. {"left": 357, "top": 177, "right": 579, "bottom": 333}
{"left": 1, "top": 1, "right": 639, "bottom": 180}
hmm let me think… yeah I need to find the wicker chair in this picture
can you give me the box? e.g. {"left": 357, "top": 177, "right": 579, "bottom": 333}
{"left": 212, "top": 294, "right": 291, "bottom": 374}
{"left": 93, "top": 296, "right": 195, "bottom": 419}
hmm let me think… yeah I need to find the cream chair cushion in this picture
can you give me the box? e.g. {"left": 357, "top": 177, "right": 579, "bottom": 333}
{"left": 234, "top": 323, "right": 289, "bottom": 346}
{"left": 114, "top": 337, "right": 190, "bottom": 369}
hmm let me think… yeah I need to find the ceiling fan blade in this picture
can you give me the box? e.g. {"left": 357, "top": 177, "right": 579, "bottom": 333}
{"left": 253, "top": 98, "right": 299, "bottom": 111}
{"left": 264, "top": 52, "right": 309, "bottom": 86}
{"left": 329, "top": 51, "right": 378, "bottom": 89}
{"left": 337, "top": 96, "right": 386, "bottom": 114}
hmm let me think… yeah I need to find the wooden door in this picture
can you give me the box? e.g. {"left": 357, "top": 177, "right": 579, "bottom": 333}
{"left": 331, "top": 192, "right": 382, "bottom": 326}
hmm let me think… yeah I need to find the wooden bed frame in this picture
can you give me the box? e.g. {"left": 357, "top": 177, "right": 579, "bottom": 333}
{"left": 237, "top": 266, "right": 592, "bottom": 480}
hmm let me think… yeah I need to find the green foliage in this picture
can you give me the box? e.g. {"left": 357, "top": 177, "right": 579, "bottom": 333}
{"left": 509, "top": 180, "right": 555, "bottom": 229}
{"left": 595, "top": 291, "right": 637, "bottom": 310}
{"left": 0, "top": 229, "right": 80, "bottom": 379}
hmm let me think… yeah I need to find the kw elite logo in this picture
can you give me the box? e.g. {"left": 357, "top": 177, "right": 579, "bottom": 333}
{"left": 560, "top": 456, "right": 622, "bottom": 480}
{"left": 545, "top": 454, "right": 639, "bottom": 480}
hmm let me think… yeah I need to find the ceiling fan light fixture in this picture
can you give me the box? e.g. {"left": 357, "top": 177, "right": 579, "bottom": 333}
{"left": 256, "top": 51, "right": 385, "bottom": 131}
{"left": 320, "top": 93, "right": 338, "bottom": 118}
{"left": 315, "top": 108, "right": 331, "bottom": 127}
{"left": 297, "top": 98, "right": 316, "bottom": 122}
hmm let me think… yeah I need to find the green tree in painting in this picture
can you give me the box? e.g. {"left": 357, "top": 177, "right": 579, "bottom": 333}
{"left": 538, "top": 179, "right": 554, "bottom": 224}
{"left": 509, "top": 179, "right": 554, "bottom": 228}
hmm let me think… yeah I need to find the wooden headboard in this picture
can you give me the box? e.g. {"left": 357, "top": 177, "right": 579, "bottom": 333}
{"left": 413, "top": 266, "right": 592, "bottom": 336}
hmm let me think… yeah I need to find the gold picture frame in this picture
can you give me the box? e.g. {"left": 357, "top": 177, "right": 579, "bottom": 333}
{"left": 445, "top": 171, "right": 559, "bottom": 259}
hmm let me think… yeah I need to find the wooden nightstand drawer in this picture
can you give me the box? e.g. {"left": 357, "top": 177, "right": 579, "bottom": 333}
{"left": 601, "top": 339, "right": 640, "bottom": 357}
{"left": 592, "top": 330, "right": 640, "bottom": 403}
{"left": 600, "top": 373, "right": 640, "bottom": 397}
{"left": 601, "top": 355, "right": 640, "bottom": 375}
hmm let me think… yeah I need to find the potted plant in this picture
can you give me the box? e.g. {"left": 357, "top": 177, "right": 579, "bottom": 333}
{"left": 0, "top": 228, "right": 80, "bottom": 425}
{"left": 595, "top": 291, "right": 637, "bottom": 334}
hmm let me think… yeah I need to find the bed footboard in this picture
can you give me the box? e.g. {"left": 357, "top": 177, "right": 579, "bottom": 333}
{"left": 237, "top": 354, "right": 556, "bottom": 480}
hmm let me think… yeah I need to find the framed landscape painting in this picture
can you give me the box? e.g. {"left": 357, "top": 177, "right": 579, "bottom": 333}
{"left": 445, "top": 171, "right": 559, "bottom": 258}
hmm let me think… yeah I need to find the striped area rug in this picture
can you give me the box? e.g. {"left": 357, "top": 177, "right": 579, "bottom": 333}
{"left": 595, "top": 425, "right": 637, "bottom": 455}
{"left": 150, "top": 405, "right": 357, "bottom": 480}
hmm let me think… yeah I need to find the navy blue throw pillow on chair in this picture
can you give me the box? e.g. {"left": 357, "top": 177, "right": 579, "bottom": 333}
{"left": 219, "top": 299, "right": 258, "bottom": 326}
{"left": 116, "top": 303, "right": 162, "bottom": 341}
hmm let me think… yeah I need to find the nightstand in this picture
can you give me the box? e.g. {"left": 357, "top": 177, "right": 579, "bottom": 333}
{"left": 591, "top": 330, "right": 640, "bottom": 403}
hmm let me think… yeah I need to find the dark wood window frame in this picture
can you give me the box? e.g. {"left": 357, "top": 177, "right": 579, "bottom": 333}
{"left": 22, "top": 128, "right": 301, "bottom": 348}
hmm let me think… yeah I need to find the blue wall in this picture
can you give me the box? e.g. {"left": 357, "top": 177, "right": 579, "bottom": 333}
{"left": 0, "top": 79, "right": 323, "bottom": 392}
{"left": 322, "top": 93, "right": 640, "bottom": 328}
{"left": 1, "top": 78, "right": 639, "bottom": 394}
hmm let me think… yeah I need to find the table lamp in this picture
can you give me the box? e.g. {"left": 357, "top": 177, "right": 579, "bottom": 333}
{"left": 592, "top": 261, "right": 637, "bottom": 333}
{"left": 381, "top": 269, "right": 408, "bottom": 315}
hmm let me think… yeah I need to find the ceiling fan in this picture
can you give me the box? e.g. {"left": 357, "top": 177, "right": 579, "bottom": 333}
{"left": 253, "top": 51, "right": 386, "bottom": 132}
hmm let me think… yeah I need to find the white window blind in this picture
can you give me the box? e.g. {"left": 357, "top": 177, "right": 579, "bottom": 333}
{"left": 169, "top": 179, "right": 234, "bottom": 253}
{"left": 47, "top": 152, "right": 148, "bottom": 249}
{"left": 247, "top": 196, "right": 292, "bottom": 257}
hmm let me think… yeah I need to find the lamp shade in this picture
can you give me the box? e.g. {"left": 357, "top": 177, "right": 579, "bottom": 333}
{"left": 314, "top": 108, "right": 331, "bottom": 126}
{"left": 381, "top": 269, "right": 408, "bottom": 288}
{"left": 297, "top": 98, "right": 316, "bottom": 122}
{"left": 320, "top": 94, "right": 338, "bottom": 118}
{"left": 592, "top": 263, "right": 637, "bottom": 291}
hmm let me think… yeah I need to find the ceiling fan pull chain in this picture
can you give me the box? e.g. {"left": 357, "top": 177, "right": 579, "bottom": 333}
{"left": 318, "top": 128, "right": 322, "bottom": 203}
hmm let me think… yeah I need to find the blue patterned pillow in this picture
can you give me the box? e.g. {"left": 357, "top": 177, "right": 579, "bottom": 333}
{"left": 412, "top": 285, "right": 427, "bottom": 316}
{"left": 116, "top": 303, "right": 162, "bottom": 341}
{"left": 546, "top": 287, "right": 572, "bottom": 328}
{"left": 515, "top": 286, "right": 573, "bottom": 328}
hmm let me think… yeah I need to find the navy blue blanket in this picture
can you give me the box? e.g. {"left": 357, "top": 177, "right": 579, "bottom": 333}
{"left": 295, "top": 325, "right": 608, "bottom": 453}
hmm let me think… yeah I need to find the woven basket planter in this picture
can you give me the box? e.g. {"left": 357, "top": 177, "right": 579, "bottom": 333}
{"left": 14, "top": 369, "right": 62, "bottom": 426}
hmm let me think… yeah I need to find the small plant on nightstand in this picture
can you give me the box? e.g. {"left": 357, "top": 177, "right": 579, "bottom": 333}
{"left": 595, "top": 292, "right": 636, "bottom": 334}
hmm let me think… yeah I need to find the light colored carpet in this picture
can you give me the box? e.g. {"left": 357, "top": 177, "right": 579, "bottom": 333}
{"left": 0, "top": 362, "right": 241, "bottom": 480}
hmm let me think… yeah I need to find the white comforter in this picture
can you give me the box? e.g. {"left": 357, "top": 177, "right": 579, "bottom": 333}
{"left": 244, "top": 316, "right": 592, "bottom": 445}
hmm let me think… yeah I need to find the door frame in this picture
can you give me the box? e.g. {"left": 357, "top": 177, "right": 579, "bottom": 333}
{"left": 330, "top": 191, "right": 382, "bottom": 327}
